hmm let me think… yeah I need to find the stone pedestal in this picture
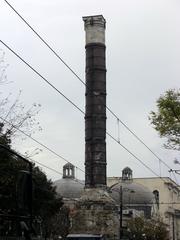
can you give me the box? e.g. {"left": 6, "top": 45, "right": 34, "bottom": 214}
{"left": 71, "top": 189, "right": 119, "bottom": 239}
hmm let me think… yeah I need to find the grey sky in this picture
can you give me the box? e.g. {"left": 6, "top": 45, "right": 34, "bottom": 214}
{"left": 0, "top": 0, "right": 180, "bottom": 182}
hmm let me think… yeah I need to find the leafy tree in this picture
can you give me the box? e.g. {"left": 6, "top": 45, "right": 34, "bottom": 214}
{"left": 0, "top": 124, "right": 63, "bottom": 237}
{"left": 0, "top": 53, "right": 63, "bottom": 237}
{"left": 33, "top": 167, "right": 64, "bottom": 238}
{"left": 149, "top": 89, "right": 180, "bottom": 151}
{"left": 127, "top": 216, "right": 168, "bottom": 240}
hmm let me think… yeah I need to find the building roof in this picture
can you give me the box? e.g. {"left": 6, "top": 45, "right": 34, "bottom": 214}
{"left": 54, "top": 163, "right": 84, "bottom": 199}
{"left": 54, "top": 178, "right": 84, "bottom": 199}
{"left": 110, "top": 181, "right": 154, "bottom": 205}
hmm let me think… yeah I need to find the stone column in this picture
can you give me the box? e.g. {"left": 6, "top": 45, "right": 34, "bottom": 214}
{"left": 83, "top": 15, "right": 107, "bottom": 188}
{"left": 69, "top": 16, "right": 119, "bottom": 239}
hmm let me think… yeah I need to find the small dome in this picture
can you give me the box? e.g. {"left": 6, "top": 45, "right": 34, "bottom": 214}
{"left": 54, "top": 178, "right": 84, "bottom": 199}
{"left": 110, "top": 181, "right": 154, "bottom": 205}
{"left": 63, "top": 163, "right": 75, "bottom": 179}
{"left": 54, "top": 163, "right": 84, "bottom": 199}
{"left": 122, "top": 167, "right": 133, "bottom": 181}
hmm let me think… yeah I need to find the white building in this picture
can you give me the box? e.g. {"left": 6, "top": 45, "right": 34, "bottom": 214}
{"left": 107, "top": 168, "right": 180, "bottom": 240}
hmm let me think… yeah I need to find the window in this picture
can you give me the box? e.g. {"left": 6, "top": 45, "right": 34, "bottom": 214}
{"left": 153, "top": 190, "right": 159, "bottom": 209}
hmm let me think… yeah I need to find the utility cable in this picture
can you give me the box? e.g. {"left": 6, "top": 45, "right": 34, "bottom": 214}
{"left": 106, "top": 107, "right": 176, "bottom": 178}
{"left": 3, "top": 0, "right": 86, "bottom": 87}
{"left": 0, "top": 41, "right": 177, "bottom": 184}
{"left": 0, "top": 113, "right": 166, "bottom": 186}
{"left": 0, "top": 145, "right": 84, "bottom": 186}
{"left": 0, "top": 116, "right": 85, "bottom": 174}
{"left": 3, "top": 0, "right": 175, "bottom": 179}
{"left": 107, "top": 132, "right": 178, "bottom": 189}
{"left": 0, "top": 40, "right": 85, "bottom": 115}
{"left": 3, "top": 0, "right": 176, "bottom": 180}
{"left": 25, "top": 156, "right": 85, "bottom": 186}
{"left": 106, "top": 132, "right": 160, "bottom": 178}
{"left": 122, "top": 202, "right": 180, "bottom": 205}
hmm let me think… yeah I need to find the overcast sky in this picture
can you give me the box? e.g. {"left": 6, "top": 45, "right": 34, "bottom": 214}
{"left": 0, "top": 0, "right": 180, "bottom": 183}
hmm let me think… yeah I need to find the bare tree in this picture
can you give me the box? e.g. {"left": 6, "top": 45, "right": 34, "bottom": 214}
{"left": 0, "top": 50, "right": 42, "bottom": 154}
{"left": 0, "top": 49, "right": 9, "bottom": 85}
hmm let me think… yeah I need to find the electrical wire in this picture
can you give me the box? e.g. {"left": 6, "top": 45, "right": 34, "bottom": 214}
{"left": 26, "top": 156, "right": 85, "bottom": 186}
{"left": 0, "top": 147, "right": 84, "bottom": 188}
{"left": 0, "top": 118, "right": 177, "bottom": 193}
{"left": 0, "top": 41, "right": 178, "bottom": 185}
{"left": 107, "top": 132, "right": 179, "bottom": 186}
{"left": 3, "top": 0, "right": 86, "bottom": 87}
{"left": 0, "top": 40, "right": 85, "bottom": 115}
{"left": 2, "top": 0, "right": 177, "bottom": 181}
{"left": 122, "top": 202, "right": 180, "bottom": 205}
{"left": 0, "top": 111, "right": 167, "bottom": 187}
{"left": 106, "top": 132, "right": 160, "bottom": 178}
{"left": 0, "top": 116, "right": 85, "bottom": 174}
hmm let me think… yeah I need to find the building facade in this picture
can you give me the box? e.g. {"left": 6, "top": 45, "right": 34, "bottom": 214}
{"left": 108, "top": 172, "right": 180, "bottom": 240}
{"left": 54, "top": 165, "right": 155, "bottom": 239}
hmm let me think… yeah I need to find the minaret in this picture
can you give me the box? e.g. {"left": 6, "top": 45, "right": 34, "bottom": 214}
{"left": 83, "top": 15, "right": 106, "bottom": 188}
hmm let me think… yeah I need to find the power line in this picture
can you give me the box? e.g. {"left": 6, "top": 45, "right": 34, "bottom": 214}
{"left": 0, "top": 40, "right": 85, "bottom": 115}
{"left": 3, "top": 0, "right": 86, "bottom": 87}
{"left": 0, "top": 113, "right": 175, "bottom": 190}
{"left": 0, "top": 42, "right": 177, "bottom": 184}
{"left": 0, "top": 144, "right": 84, "bottom": 186}
{"left": 106, "top": 132, "right": 160, "bottom": 178}
{"left": 0, "top": 106, "right": 164, "bottom": 187}
{"left": 3, "top": 0, "right": 174, "bottom": 179}
{"left": 123, "top": 202, "right": 180, "bottom": 205}
{"left": 107, "top": 131, "right": 179, "bottom": 186}
{"left": 0, "top": 116, "right": 85, "bottom": 174}
{"left": 26, "top": 156, "right": 85, "bottom": 186}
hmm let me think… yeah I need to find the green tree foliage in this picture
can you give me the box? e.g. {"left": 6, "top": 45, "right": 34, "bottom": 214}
{"left": 149, "top": 89, "right": 180, "bottom": 151}
{"left": 32, "top": 166, "right": 64, "bottom": 238}
{"left": 0, "top": 124, "right": 63, "bottom": 237}
{"left": 49, "top": 206, "right": 70, "bottom": 240}
{"left": 127, "top": 216, "right": 168, "bottom": 240}
{"left": 0, "top": 50, "right": 64, "bottom": 238}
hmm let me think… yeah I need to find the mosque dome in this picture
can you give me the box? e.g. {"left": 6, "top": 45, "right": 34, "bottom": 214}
{"left": 110, "top": 181, "right": 154, "bottom": 205}
{"left": 110, "top": 167, "right": 154, "bottom": 205}
{"left": 54, "top": 163, "right": 84, "bottom": 199}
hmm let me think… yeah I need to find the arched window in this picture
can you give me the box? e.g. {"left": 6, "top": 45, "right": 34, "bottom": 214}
{"left": 153, "top": 190, "right": 159, "bottom": 209}
{"left": 122, "top": 167, "right": 133, "bottom": 182}
{"left": 63, "top": 163, "right": 75, "bottom": 179}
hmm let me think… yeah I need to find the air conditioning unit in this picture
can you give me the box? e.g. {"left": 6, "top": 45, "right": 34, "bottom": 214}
{"left": 123, "top": 210, "right": 130, "bottom": 215}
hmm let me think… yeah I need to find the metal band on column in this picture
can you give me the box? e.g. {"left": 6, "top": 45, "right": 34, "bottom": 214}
{"left": 83, "top": 15, "right": 107, "bottom": 188}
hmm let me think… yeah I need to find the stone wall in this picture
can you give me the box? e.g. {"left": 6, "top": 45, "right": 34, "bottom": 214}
{"left": 70, "top": 189, "right": 119, "bottom": 240}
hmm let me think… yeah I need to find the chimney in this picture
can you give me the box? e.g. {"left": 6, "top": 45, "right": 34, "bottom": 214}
{"left": 83, "top": 15, "right": 106, "bottom": 188}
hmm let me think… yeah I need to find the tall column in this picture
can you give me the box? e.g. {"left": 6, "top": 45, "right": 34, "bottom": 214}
{"left": 83, "top": 15, "right": 106, "bottom": 188}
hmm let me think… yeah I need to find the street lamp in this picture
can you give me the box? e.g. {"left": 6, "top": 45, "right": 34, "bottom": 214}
{"left": 119, "top": 185, "right": 123, "bottom": 240}
{"left": 110, "top": 185, "right": 135, "bottom": 240}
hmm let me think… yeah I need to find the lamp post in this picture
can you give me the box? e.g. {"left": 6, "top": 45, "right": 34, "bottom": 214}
{"left": 115, "top": 186, "right": 135, "bottom": 240}
{"left": 119, "top": 185, "right": 123, "bottom": 240}
{"left": 109, "top": 183, "right": 135, "bottom": 240}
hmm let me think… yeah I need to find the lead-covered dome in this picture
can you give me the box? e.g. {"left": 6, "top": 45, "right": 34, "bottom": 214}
{"left": 110, "top": 181, "right": 154, "bottom": 205}
{"left": 54, "top": 163, "right": 84, "bottom": 199}
{"left": 109, "top": 167, "right": 154, "bottom": 218}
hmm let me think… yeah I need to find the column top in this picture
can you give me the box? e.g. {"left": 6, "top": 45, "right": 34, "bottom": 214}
{"left": 83, "top": 15, "right": 106, "bottom": 28}
{"left": 83, "top": 15, "right": 106, "bottom": 45}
